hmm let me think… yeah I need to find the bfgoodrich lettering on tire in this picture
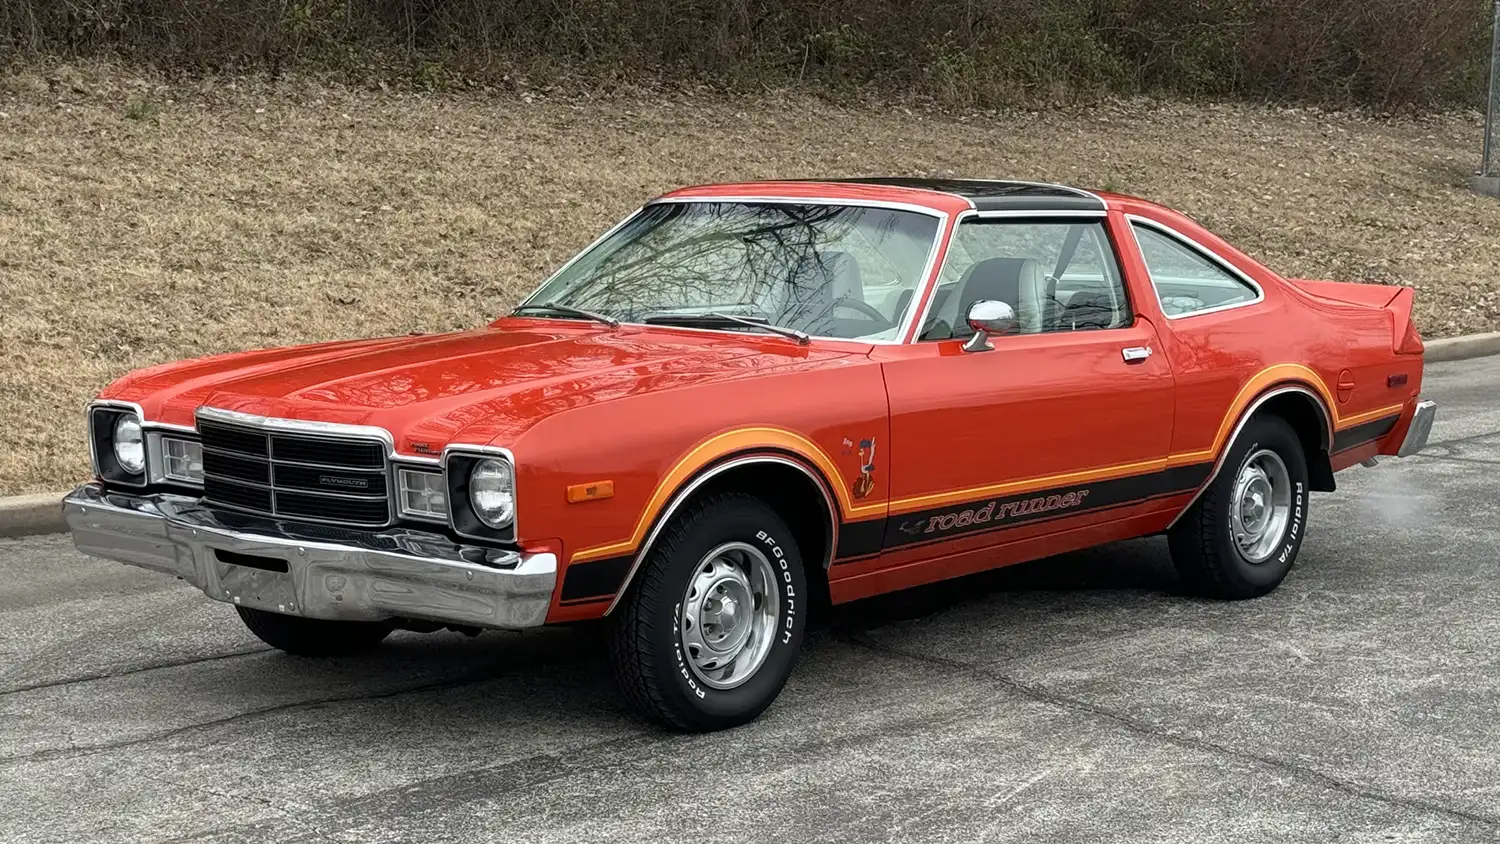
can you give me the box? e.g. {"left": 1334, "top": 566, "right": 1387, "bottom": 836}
{"left": 1169, "top": 415, "right": 1309, "bottom": 600}
{"left": 608, "top": 492, "right": 807, "bottom": 732}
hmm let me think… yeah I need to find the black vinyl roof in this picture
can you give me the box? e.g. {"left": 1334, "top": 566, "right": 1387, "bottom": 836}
{"left": 832, "top": 177, "right": 1106, "bottom": 212}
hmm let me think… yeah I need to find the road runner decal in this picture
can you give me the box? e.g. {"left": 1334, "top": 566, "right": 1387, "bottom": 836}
{"left": 898, "top": 490, "right": 1091, "bottom": 537}
{"left": 843, "top": 436, "right": 878, "bottom": 500}
{"left": 853, "top": 462, "right": 1213, "bottom": 555}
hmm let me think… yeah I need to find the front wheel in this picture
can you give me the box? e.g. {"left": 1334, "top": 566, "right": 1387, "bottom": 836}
{"left": 1169, "top": 415, "right": 1310, "bottom": 600}
{"left": 608, "top": 493, "right": 808, "bottom": 732}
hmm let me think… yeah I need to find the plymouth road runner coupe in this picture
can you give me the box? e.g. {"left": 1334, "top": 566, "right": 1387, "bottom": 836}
{"left": 64, "top": 179, "right": 1437, "bottom": 731}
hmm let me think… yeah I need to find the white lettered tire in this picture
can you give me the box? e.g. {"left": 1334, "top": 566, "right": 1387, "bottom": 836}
{"left": 1169, "top": 415, "right": 1310, "bottom": 600}
{"left": 608, "top": 493, "right": 807, "bottom": 731}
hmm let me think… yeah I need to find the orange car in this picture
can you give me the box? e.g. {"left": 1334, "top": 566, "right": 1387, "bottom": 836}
{"left": 64, "top": 179, "right": 1437, "bottom": 730}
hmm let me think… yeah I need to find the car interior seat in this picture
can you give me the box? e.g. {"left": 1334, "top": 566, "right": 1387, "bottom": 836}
{"left": 1060, "top": 288, "right": 1120, "bottom": 330}
{"left": 934, "top": 257, "right": 1052, "bottom": 338}
{"left": 783, "top": 250, "right": 863, "bottom": 329}
{"left": 822, "top": 251, "right": 864, "bottom": 306}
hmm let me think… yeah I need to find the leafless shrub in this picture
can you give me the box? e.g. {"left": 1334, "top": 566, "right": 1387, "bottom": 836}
{"left": 0, "top": 1, "right": 1490, "bottom": 108}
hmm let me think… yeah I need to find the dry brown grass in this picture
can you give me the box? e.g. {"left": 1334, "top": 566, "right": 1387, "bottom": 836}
{"left": 3, "top": 68, "right": 1499, "bottom": 495}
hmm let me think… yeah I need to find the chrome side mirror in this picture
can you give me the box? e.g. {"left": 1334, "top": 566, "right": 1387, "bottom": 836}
{"left": 962, "top": 300, "right": 1017, "bottom": 352}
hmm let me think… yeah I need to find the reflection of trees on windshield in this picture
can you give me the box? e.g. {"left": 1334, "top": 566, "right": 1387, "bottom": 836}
{"left": 528, "top": 202, "right": 939, "bottom": 340}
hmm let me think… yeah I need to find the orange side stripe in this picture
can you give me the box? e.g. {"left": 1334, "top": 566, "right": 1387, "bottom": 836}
{"left": 884, "top": 456, "right": 1171, "bottom": 516}
{"left": 567, "top": 365, "right": 1407, "bottom": 565}
{"left": 1337, "top": 403, "right": 1407, "bottom": 427}
{"left": 570, "top": 426, "right": 881, "bottom": 563}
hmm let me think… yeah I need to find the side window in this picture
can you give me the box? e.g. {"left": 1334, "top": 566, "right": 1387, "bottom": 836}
{"left": 919, "top": 220, "right": 1130, "bottom": 340}
{"left": 1131, "top": 223, "right": 1260, "bottom": 317}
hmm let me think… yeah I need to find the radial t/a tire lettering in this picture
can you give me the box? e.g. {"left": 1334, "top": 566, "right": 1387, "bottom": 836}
{"left": 1169, "top": 415, "right": 1310, "bottom": 600}
{"left": 608, "top": 492, "right": 808, "bottom": 732}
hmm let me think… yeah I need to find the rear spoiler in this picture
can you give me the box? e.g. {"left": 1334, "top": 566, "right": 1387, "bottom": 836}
{"left": 1288, "top": 279, "right": 1422, "bottom": 355}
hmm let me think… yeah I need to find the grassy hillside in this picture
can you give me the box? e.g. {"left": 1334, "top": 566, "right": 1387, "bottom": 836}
{"left": 2, "top": 69, "right": 1498, "bottom": 494}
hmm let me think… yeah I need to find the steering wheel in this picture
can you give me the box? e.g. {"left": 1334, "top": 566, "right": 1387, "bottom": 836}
{"left": 807, "top": 296, "right": 894, "bottom": 332}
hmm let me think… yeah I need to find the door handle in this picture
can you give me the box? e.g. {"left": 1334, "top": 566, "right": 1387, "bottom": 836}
{"left": 1122, "top": 346, "right": 1153, "bottom": 363}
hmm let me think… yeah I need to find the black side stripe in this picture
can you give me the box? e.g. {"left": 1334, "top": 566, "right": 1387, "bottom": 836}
{"left": 835, "top": 519, "right": 884, "bottom": 559}
{"left": 855, "top": 491, "right": 1190, "bottom": 559}
{"left": 1332, "top": 415, "right": 1401, "bottom": 454}
{"left": 829, "top": 462, "right": 1211, "bottom": 562}
{"left": 566, "top": 462, "right": 1217, "bottom": 591}
{"left": 559, "top": 554, "right": 632, "bottom": 604}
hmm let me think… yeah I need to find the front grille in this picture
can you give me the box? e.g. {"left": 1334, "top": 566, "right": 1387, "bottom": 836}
{"left": 199, "top": 417, "right": 391, "bottom": 527}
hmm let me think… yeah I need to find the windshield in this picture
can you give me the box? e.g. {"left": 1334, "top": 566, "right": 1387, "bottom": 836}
{"left": 523, "top": 202, "right": 942, "bottom": 341}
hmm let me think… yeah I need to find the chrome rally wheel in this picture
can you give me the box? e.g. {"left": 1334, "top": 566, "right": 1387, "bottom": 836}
{"left": 1168, "top": 415, "right": 1310, "bottom": 600}
{"left": 679, "top": 542, "right": 780, "bottom": 690}
{"left": 1230, "top": 448, "right": 1293, "bottom": 564}
{"left": 609, "top": 493, "right": 807, "bottom": 732}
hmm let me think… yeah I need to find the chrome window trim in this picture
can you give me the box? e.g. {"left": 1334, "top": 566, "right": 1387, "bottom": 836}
{"left": 907, "top": 209, "right": 1126, "bottom": 342}
{"left": 1167, "top": 385, "right": 1334, "bottom": 529}
{"left": 906, "top": 208, "right": 974, "bottom": 344}
{"left": 1125, "top": 215, "right": 1266, "bottom": 320}
{"left": 514, "top": 197, "right": 951, "bottom": 347}
{"left": 648, "top": 195, "right": 953, "bottom": 217}
{"left": 603, "top": 454, "right": 840, "bottom": 616}
{"left": 440, "top": 444, "right": 520, "bottom": 542}
{"left": 971, "top": 209, "right": 1108, "bottom": 220}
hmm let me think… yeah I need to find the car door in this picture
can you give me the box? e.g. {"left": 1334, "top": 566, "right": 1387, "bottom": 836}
{"left": 875, "top": 215, "right": 1177, "bottom": 557}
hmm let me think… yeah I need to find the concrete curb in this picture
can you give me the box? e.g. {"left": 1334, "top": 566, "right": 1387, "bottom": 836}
{"left": 0, "top": 331, "right": 1496, "bottom": 540}
{"left": 0, "top": 492, "right": 68, "bottom": 539}
{"left": 1425, "top": 331, "right": 1500, "bottom": 363}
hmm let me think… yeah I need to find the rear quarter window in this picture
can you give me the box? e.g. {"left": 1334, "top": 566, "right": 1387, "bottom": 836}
{"left": 1131, "top": 223, "right": 1260, "bottom": 317}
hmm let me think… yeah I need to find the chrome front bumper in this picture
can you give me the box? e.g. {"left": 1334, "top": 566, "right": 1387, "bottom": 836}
{"left": 62, "top": 484, "right": 556, "bottom": 629}
{"left": 1397, "top": 400, "right": 1438, "bottom": 458}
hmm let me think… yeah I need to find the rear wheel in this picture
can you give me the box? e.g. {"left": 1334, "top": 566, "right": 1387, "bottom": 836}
{"left": 236, "top": 606, "right": 393, "bottom": 656}
{"left": 1169, "top": 415, "right": 1310, "bottom": 599}
{"left": 608, "top": 493, "right": 807, "bottom": 732}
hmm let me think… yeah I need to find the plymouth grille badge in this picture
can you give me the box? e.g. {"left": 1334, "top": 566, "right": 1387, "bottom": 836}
{"left": 319, "top": 475, "right": 370, "bottom": 490}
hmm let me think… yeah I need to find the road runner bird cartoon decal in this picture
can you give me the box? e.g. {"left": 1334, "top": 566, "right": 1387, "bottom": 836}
{"left": 853, "top": 438, "right": 877, "bottom": 500}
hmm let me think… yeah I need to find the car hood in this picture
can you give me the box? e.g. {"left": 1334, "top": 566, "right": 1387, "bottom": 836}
{"left": 107, "top": 321, "right": 854, "bottom": 453}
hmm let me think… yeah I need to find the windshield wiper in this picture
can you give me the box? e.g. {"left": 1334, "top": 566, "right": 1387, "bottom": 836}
{"left": 643, "top": 312, "right": 811, "bottom": 345}
{"left": 512, "top": 302, "right": 620, "bottom": 328}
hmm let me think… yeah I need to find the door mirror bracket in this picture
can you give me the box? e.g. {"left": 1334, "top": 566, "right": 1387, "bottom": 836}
{"left": 962, "top": 300, "right": 1017, "bottom": 352}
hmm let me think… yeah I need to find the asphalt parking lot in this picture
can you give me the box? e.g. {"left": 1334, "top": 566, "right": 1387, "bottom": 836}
{"left": 2, "top": 355, "right": 1498, "bottom": 844}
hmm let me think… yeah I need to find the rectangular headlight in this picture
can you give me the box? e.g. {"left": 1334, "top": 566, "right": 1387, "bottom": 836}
{"left": 397, "top": 468, "right": 448, "bottom": 522}
{"left": 161, "top": 437, "right": 204, "bottom": 485}
{"left": 442, "top": 450, "right": 517, "bottom": 542}
{"left": 89, "top": 405, "right": 148, "bottom": 487}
